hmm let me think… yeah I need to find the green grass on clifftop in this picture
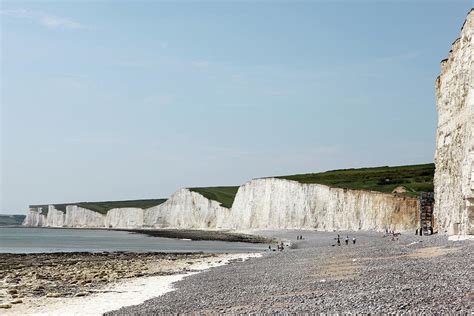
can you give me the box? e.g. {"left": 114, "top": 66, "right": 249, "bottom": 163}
{"left": 30, "top": 199, "right": 167, "bottom": 215}
{"left": 190, "top": 164, "right": 434, "bottom": 207}
{"left": 276, "top": 163, "right": 434, "bottom": 197}
{"left": 188, "top": 186, "right": 240, "bottom": 209}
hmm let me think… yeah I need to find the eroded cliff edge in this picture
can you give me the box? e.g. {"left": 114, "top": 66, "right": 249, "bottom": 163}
{"left": 24, "top": 179, "right": 419, "bottom": 232}
{"left": 434, "top": 9, "right": 474, "bottom": 236}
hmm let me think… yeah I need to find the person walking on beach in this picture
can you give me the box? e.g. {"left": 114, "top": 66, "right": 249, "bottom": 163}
{"left": 337, "top": 235, "right": 341, "bottom": 246}
{"left": 345, "top": 236, "right": 349, "bottom": 245}
{"left": 352, "top": 237, "right": 356, "bottom": 245}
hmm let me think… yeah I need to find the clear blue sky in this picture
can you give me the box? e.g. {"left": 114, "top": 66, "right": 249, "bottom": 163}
{"left": 1, "top": 0, "right": 472, "bottom": 214}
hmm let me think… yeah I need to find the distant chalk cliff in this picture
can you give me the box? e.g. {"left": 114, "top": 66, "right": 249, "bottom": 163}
{"left": 24, "top": 179, "right": 419, "bottom": 232}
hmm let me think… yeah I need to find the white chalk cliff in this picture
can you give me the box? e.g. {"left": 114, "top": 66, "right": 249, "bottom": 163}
{"left": 144, "top": 189, "right": 231, "bottom": 229}
{"left": 230, "top": 178, "right": 418, "bottom": 232}
{"left": 434, "top": 9, "right": 474, "bottom": 236}
{"left": 24, "top": 179, "right": 419, "bottom": 232}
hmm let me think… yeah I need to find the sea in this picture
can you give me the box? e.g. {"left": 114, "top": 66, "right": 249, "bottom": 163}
{"left": 0, "top": 227, "right": 266, "bottom": 253}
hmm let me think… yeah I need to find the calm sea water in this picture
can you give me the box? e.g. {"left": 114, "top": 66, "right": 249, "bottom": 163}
{"left": 0, "top": 227, "right": 265, "bottom": 253}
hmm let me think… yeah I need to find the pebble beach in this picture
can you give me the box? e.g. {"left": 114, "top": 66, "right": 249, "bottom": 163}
{"left": 108, "top": 230, "right": 472, "bottom": 315}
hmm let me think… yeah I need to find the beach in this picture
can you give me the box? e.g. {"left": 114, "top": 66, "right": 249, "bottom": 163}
{"left": 108, "top": 230, "right": 472, "bottom": 315}
{"left": 0, "top": 251, "right": 261, "bottom": 315}
{"left": 1, "top": 229, "right": 472, "bottom": 314}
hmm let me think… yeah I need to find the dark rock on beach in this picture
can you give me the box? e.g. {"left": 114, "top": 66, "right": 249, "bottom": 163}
{"left": 0, "top": 252, "right": 215, "bottom": 305}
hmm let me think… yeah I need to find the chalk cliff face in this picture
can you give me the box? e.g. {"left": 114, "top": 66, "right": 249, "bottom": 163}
{"left": 230, "top": 178, "right": 418, "bottom": 231}
{"left": 24, "top": 205, "right": 105, "bottom": 228}
{"left": 105, "top": 208, "right": 144, "bottom": 229}
{"left": 63, "top": 206, "right": 104, "bottom": 227}
{"left": 144, "top": 189, "right": 231, "bottom": 229}
{"left": 23, "top": 181, "right": 419, "bottom": 232}
{"left": 23, "top": 208, "right": 47, "bottom": 227}
{"left": 434, "top": 9, "right": 474, "bottom": 236}
{"left": 45, "top": 206, "right": 65, "bottom": 227}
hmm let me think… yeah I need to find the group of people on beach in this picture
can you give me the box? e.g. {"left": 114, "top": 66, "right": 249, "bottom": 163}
{"left": 335, "top": 234, "right": 356, "bottom": 246}
{"left": 385, "top": 228, "right": 400, "bottom": 241}
{"left": 269, "top": 241, "right": 285, "bottom": 252}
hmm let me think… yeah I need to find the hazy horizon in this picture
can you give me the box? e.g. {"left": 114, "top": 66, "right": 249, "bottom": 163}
{"left": 1, "top": 1, "right": 472, "bottom": 214}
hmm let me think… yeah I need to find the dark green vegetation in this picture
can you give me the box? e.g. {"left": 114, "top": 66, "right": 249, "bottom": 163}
{"left": 188, "top": 186, "right": 239, "bottom": 208}
{"left": 30, "top": 199, "right": 167, "bottom": 215}
{"left": 276, "top": 163, "right": 434, "bottom": 197}
{"left": 0, "top": 215, "right": 26, "bottom": 226}
{"left": 190, "top": 164, "right": 434, "bottom": 207}
{"left": 123, "top": 229, "right": 274, "bottom": 244}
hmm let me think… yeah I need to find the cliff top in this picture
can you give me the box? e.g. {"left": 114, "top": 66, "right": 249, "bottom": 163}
{"left": 438, "top": 8, "right": 473, "bottom": 79}
{"left": 188, "top": 186, "right": 239, "bottom": 209}
{"left": 276, "top": 163, "right": 434, "bottom": 197}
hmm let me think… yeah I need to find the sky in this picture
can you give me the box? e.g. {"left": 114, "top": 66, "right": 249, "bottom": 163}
{"left": 0, "top": 0, "right": 472, "bottom": 214}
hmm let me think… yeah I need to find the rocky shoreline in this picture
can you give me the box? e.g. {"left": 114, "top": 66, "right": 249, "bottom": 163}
{"left": 0, "top": 252, "right": 220, "bottom": 310}
{"left": 122, "top": 228, "right": 275, "bottom": 243}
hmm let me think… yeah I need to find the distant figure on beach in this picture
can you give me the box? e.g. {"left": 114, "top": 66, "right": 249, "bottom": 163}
{"left": 415, "top": 228, "right": 418, "bottom": 235}
{"left": 337, "top": 236, "right": 341, "bottom": 246}
{"left": 345, "top": 236, "right": 349, "bottom": 245}
{"left": 268, "top": 245, "right": 271, "bottom": 251}
{"left": 352, "top": 237, "right": 356, "bottom": 245}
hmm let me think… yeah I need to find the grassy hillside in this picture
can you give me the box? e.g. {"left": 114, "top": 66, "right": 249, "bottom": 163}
{"left": 30, "top": 199, "right": 167, "bottom": 215}
{"left": 276, "top": 163, "right": 434, "bottom": 196}
{"left": 0, "top": 215, "right": 26, "bottom": 226}
{"left": 188, "top": 186, "right": 240, "bottom": 209}
{"left": 190, "top": 164, "right": 434, "bottom": 207}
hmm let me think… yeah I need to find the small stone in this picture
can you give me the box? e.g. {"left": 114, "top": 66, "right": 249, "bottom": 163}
{"left": 46, "top": 292, "right": 62, "bottom": 298}
{"left": 0, "top": 304, "right": 12, "bottom": 309}
{"left": 75, "top": 292, "right": 88, "bottom": 297}
{"left": 11, "top": 299, "right": 23, "bottom": 304}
